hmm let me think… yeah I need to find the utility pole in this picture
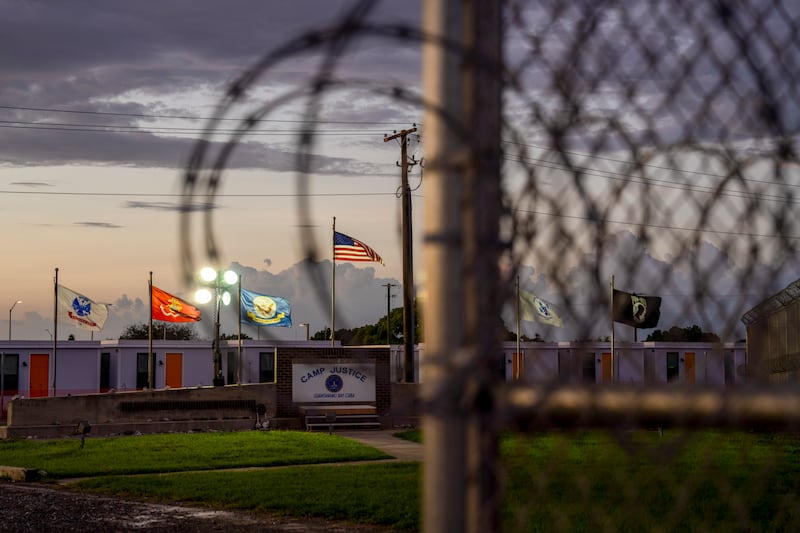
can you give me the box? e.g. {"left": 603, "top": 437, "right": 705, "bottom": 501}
{"left": 384, "top": 127, "right": 418, "bottom": 383}
{"left": 382, "top": 283, "right": 396, "bottom": 346}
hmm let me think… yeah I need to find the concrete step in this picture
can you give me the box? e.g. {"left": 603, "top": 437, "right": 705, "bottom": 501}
{"left": 304, "top": 412, "right": 381, "bottom": 431}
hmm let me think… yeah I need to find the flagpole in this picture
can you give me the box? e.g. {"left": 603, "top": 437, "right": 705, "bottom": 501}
{"left": 52, "top": 267, "right": 58, "bottom": 396}
{"left": 331, "top": 216, "right": 336, "bottom": 347}
{"left": 237, "top": 276, "right": 242, "bottom": 385}
{"left": 148, "top": 272, "right": 154, "bottom": 389}
{"left": 516, "top": 275, "right": 521, "bottom": 377}
{"left": 610, "top": 274, "right": 615, "bottom": 383}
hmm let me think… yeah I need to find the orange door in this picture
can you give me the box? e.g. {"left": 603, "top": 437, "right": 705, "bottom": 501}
{"left": 29, "top": 354, "right": 49, "bottom": 398}
{"left": 601, "top": 353, "right": 613, "bottom": 383}
{"left": 684, "top": 352, "right": 696, "bottom": 385}
{"left": 165, "top": 353, "right": 182, "bottom": 388}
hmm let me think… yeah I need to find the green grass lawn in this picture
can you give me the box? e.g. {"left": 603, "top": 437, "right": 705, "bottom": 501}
{"left": 500, "top": 430, "right": 800, "bottom": 531}
{"left": 75, "top": 462, "right": 421, "bottom": 531}
{"left": 0, "top": 430, "right": 390, "bottom": 478}
{"left": 4, "top": 429, "right": 800, "bottom": 532}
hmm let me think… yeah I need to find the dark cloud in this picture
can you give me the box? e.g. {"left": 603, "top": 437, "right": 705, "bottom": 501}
{"left": 8, "top": 181, "right": 53, "bottom": 187}
{"left": 0, "top": 1, "right": 421, "bottom": 169}
{"left": 505, "top": 1, "right": 800, "bottom": 151}
{"left": 0, "top": 1, "right": 387, "bottom": 86}
{"left": 0, "top": 123, "right": 385, "bottom": 170}
{"left": 124, "top": 201, "right": 215, "bottom": 212}
{"left": 4, "top": 0, "right": 794, "bottom": 176}
{"left": 74, "top": 221, "right": 124, "bottom": 228}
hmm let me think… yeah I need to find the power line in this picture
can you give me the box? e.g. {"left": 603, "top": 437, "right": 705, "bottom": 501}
{"left": 3, "top": 106, "right": 795, "bottom": 236}
{"left": 0, "top": 104, "right": 417, "bottom": 126}
{"left": 10, "top": 120, "right": 788, "bottom": 203}
{"left": 503, "top": 139, "right": 800, "bottom": 190}
{"left": 4, "top": 182, "right": 787, "bottom": 239}
{"left": 4, "top": 105, "right": 792, "bottom": 198}
{"left": 0, "top": 189, "right": 401, "bottom": 198}
{"left": 503, "top": 154, "right": 800, "bottom": 205}
{"left": 0, "top": 119, "right": 391, "bottom": 134}
{"left": 3, "top": 104, "right": 794, "bottom": 189}
{"left": 513, "top": 206, "right": 800, "bottom": 240}
{"left": 0, "top": 123, "right": 388, "bottom": 136}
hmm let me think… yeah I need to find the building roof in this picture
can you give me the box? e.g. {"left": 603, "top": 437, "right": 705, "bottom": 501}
{"left": 741, "top": 278, "right": 800, "bottom": 326}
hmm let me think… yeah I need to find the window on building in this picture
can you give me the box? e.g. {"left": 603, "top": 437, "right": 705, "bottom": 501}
{"left": 136, "top": 352, "right": 154, "bottom": 389}
{"left": 2, "top": 354, "right": 19, "bottom": 392}
{"left": 227, "top": 351, "right": 237, "bottom": 385}
{"left": 259, "top": 351, "right": 275, "bottom": 383}
{"left": 582, "top": 353, "right": 596, "bottom": 383}
{"left": 724, "top": 351, "right": 735, "bottom": 385}
{"left": 667, "top": 352, "right": 680, "bottom": 383}
{"left": 558, "top": 351, "right": 571, "bottom": 383}
{"left": 644, "top": 351, "right": 656, "bottom": 384}
{"left": 100, "top": 352, "right": 111, "bottom": 392}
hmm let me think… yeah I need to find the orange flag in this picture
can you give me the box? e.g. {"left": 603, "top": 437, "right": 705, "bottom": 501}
{"left": 151, "top": 285, "right": 201, "bottom": 322}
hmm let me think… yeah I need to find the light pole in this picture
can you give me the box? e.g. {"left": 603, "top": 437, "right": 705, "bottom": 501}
{"left": 299, "top": 323, "right": 309, "bottom": 341}
{"left": 195, "top": 267, "right": 238, "bottom": 386}
{"left": 8, "top": 300, "right": 21, "bottom": 341}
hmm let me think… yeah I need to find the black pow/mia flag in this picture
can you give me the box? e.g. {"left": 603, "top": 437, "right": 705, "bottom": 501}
{"left": 612, "top": 289, "right": 661, "bottom": 329}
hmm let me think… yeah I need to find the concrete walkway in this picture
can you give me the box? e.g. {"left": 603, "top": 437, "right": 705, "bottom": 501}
{"left": 336, "top": 429, "right": 422, "bottom": 462}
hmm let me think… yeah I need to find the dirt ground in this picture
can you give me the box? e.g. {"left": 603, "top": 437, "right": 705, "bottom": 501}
{"left": 0, "top": 483, "right": 401, "bottom": 533}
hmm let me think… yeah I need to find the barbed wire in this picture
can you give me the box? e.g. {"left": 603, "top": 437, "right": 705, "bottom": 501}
{"left": 181, "top": 0, "right": 800, "bottom": 529}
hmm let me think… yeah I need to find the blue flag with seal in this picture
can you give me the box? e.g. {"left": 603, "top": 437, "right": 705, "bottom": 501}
{"left": 240, "top": 288, "right": 292, "bottom": 327}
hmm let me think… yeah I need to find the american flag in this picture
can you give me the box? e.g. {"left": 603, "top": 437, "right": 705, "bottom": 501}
{"left": 334, "top": 231, "right": 384, "bottom": 265}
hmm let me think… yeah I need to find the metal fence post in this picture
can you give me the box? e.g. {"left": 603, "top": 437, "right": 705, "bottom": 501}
{"left": 423, "top": 0, "right": 502, "bottom": 531}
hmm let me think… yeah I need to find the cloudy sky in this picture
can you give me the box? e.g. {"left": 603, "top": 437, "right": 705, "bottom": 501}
{"left": 2, "top": 0, "right": 798, "bottom": 343}
{"left": 0, "top": 0, "right": 423, "bottom": 341}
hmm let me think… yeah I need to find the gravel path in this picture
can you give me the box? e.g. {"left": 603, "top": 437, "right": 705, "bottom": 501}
{"left": 0, "top": 483, "right": 400, "bottom": 533}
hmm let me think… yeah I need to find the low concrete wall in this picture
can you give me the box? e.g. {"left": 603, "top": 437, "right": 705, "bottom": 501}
{"left": 3, "top": 382, "right": 422, "bottom": 439}
{"left": 5, "top": 383, "right": 276, "bottom": 439}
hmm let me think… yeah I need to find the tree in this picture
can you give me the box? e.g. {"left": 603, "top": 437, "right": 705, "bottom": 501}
{"left": 645, "top": 325, "right": 720, "bottom": 342}
{"left": 311, "top": 327, "right": 330, "bottom": 342}
{"left": 220, "top": 333, "right": 252, "bottom": 340}
{"left": 502, "top": 326, "right": 539, "bottom": 342}
{"left": 120, "top": 322, "right": 199, "bottom": 340}
{"left": 311, "top": 303, "right": 423, "bottom": 346}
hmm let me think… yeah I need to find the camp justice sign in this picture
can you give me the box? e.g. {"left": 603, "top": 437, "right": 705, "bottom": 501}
{"left": 291, "top": 363, "right": 376, "bottom": 403}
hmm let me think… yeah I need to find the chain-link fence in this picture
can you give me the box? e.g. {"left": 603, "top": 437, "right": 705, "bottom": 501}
{"left": 181, "top": 0, "right": 800, "bottom": 530}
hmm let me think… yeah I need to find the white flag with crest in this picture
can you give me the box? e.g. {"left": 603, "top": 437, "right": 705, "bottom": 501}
{"left": 520, "top": 289, "right": 563, "bottom": 327}
{"left": 56, "top": 284, "right": 109, "bottom": 331}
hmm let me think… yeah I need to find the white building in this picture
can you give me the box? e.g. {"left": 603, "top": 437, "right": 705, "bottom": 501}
{"left": 391, "top": 341, "right": 746, "bottom": 386}
{"left": 2, "top": 339, "right": 747, "bottom": 422}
